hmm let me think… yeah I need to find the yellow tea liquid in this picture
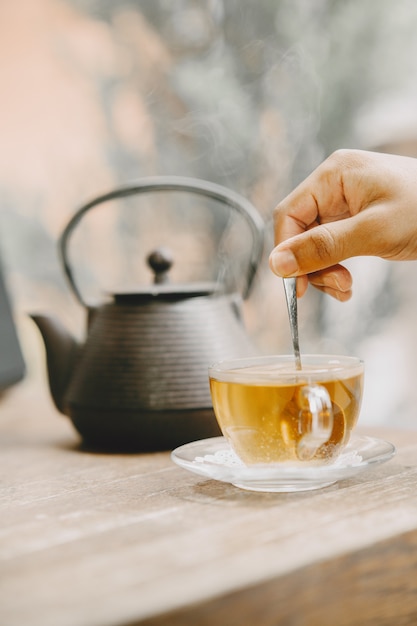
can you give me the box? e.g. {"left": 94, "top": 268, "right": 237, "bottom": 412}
{"left": 209, "top": 367, "right": 364, "bottom": 464}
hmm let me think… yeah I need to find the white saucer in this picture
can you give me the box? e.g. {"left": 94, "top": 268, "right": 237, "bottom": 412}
{"left": 171, "top": 434, "right": 395, "bottom": 492}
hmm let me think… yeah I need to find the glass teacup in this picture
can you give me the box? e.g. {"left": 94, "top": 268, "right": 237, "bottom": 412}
{"left": 209, "top": 354, "right": 364, "bottom": 465}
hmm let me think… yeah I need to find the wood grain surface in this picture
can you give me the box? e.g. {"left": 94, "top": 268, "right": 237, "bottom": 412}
{"left": 1, "top": 377, "right": 417, "bottom": 626}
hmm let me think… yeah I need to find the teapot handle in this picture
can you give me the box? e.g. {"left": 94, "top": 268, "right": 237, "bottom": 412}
{"left": 58, "top": 176, "right": 265, "bottom": 308}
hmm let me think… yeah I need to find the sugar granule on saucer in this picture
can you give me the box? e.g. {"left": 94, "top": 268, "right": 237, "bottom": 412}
{"left": 195, "top": 449, "right": 243, "bottom": 467}
{"left": 194, "top": 449, "right": 363, "bottom": 468}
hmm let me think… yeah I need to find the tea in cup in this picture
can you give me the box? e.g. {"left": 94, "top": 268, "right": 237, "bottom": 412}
{"left": 209, "top": 354, "right": 364, "bottom": 465}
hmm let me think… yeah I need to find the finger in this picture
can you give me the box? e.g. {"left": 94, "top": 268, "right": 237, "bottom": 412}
{"left": 286, "top": 267, "right": 352, "bottom": 300}
{"left": 273, "top": 191, "right": 321, "bottom": 243}
{"left": 296, "top": 275, "right": 309, "bottom": 298}
{"left": 270, "top": 211, "right": 382, "bottom": 277}
{"left": 272, "top": 152, "right": 353, "bottom": 246}
{"left": 310, "top": 283, "right": 353, "bottom": 302}
{"left": 308, "top": 265, "right": 353, "bottom": 294}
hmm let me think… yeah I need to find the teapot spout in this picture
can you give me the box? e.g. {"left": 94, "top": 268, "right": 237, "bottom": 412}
{"left": 30, "top": 314, "right": 79, "bottom": 415}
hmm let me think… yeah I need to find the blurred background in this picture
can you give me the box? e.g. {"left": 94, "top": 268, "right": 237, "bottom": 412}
{"left": 3, "top": 0, "right": 417, "bottom": 428}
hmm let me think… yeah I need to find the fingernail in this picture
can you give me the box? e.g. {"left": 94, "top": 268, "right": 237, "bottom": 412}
{"left": 270, "top": 250, "right": 298, "bottom": 276}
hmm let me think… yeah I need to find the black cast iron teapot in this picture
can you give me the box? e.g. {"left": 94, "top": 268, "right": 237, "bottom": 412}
{"left": 31, "top": 176, "right": 265, "bottom": 451}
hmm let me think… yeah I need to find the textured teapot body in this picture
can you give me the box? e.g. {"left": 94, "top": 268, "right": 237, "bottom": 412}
{"left": 64, "top": 293, "right": 256, "bottom": 450}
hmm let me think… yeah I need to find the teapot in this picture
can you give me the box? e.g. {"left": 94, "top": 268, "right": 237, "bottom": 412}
{"left": 31, "top": 176, "right": 265, "bottom": 451}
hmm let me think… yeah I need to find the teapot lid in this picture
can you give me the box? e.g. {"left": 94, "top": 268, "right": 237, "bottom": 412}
{"left": 111, "top": 248, "right": 218, "bottom": 303}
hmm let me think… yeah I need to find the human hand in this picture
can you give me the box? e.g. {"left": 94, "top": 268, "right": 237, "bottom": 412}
{"left": 269, "top": 149, "right": 417, "bottom": 300}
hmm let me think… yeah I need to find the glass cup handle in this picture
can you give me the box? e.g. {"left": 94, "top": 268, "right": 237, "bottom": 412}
{"left": 297, "top": 384, "right": 333, "bottom": 460}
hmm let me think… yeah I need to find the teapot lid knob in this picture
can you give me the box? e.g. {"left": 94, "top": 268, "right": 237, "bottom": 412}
{"left": 147, "top": 247, "right": 173, "bottom": 284}
{"left": 112, "top": 246, "right": 217, "bottom": 302}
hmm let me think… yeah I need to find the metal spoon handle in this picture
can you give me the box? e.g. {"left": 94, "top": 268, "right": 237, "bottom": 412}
{"left": 283, "top": 277, "right": 302, "bottom": 370}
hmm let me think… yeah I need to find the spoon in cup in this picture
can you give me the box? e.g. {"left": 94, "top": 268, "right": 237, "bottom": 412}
{"left": 283, "top": 277, "right": 302, "bottom": 370}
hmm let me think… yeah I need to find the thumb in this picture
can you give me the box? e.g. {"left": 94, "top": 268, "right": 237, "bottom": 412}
{"left": 269, "top": 216, "right": 374, "bottom": 277}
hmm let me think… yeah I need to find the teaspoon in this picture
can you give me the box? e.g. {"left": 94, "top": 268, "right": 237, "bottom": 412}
{"left": 283, "top": 277, "right": 302, "bottom": 370}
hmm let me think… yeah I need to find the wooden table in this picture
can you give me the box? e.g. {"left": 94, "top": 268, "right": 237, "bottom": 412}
{"left": 2, "top": 377, "right": 417, "bottom": 626}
